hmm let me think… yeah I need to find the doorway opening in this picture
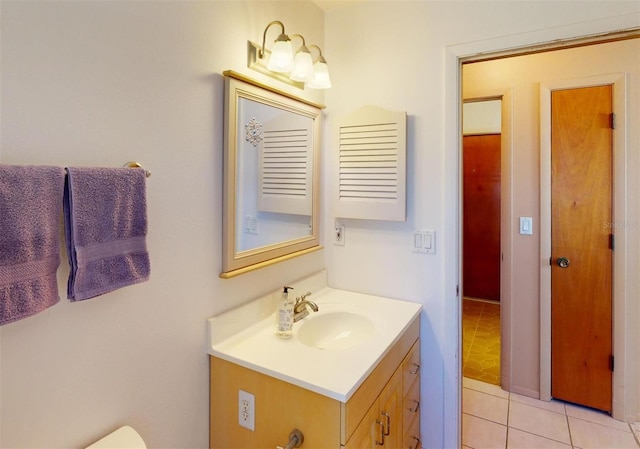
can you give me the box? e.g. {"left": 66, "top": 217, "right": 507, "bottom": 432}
{"left": 457, "top": 34, "right": 638, "bottom": 446}
{"left": 462, "top": 99, "right": 502, "bottom": 386}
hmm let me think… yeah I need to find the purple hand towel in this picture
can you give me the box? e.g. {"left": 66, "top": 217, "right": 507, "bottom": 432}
{"left": 0, "top": 165, "right": 65, "bottom": 325}
{"left": 64, "top": 167, "right": 150, "bottom": 301}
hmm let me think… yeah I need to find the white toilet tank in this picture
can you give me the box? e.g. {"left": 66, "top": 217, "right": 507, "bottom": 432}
{"left": 85, "top": 426, "right": 147, "bottom": 449}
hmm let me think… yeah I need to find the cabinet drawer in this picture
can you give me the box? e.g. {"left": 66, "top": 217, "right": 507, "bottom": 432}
{"left": 402, "top": 340, "right": 421, "bottom": 398}
{"left": 402, "top": 375, "right": 420, "bottom": 437}
{"left": 403, "top": 412, "right": 421, "bottom": 449}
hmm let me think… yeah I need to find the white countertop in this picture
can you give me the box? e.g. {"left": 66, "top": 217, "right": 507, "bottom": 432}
{"left": 207, "top": 279, "right": 421, "bottom": 402}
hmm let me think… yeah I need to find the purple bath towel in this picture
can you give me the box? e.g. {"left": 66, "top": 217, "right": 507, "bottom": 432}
{"left": 0, "top": 165, "right": 65, "bottom": 325}
{"left": 64, "top": 167, "right": 150, "bottom": 301}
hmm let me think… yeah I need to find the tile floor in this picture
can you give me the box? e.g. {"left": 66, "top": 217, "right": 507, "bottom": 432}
{"left": 462, "top": 377, "right": 640, "bottom": 449}
{"left": 463, "top": 298, "right": 501, "bottom": 385}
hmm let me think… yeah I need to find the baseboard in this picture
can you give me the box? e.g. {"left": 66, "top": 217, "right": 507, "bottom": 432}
{"left": 463, "top": 296, "right": 500, "bottom": 305}
{"left": 509, "top": 385, "right": 541, "bottom": 399}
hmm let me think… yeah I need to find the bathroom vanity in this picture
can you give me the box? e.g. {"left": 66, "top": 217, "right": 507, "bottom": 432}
{"left": 208, "top": 272, "right": 422, "bottom": 448}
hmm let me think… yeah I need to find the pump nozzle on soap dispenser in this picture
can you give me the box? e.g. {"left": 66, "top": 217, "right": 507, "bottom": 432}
{"left": 276, "top": 286, "right": 294, "bottom": 338}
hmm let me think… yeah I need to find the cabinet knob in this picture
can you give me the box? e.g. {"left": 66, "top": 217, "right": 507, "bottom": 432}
{"left": 409, "top": 363, "right": 420, "bottom": 375}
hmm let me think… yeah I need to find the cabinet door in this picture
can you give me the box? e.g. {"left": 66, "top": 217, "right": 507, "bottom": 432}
{"left": 379, "top": 369, "right": 402, "bottom": 448}
{"left": 344, "top": 401, "right": 380, "bottom": 449}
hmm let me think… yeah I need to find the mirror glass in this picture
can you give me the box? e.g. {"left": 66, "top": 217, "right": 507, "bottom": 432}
{"left": 221, "top": 71, "right": 322, "bottom": 277}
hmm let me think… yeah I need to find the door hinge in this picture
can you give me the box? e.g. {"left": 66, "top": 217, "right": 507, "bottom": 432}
{"left": 609, "top": 355, "right": 614, "bottom": 372}
{"left": 549, "top": 257, "right": 552, "bottom": 266}
{"left": 610, "top": 113, "right": 616, "bottom": 129}
{"left": 610, "top": 233, "right": 615, "bottom": 250}
{"left": 456, "top": 285, "right": 459, "bottom": 297}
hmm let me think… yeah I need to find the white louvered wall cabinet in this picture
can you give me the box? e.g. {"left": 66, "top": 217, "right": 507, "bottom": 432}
{"left": 335, "top": 106, "right": 407, "bottom": 221}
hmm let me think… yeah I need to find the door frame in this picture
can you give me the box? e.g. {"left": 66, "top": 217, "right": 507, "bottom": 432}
{"left": 539, "top": 73, "right": 627, "bottom": 420}
{"left": 445, "top": 22, "right": 639, "bottom": 449}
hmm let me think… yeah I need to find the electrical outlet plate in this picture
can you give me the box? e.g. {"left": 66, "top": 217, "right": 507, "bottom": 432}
{"left": 238, "top": 390, "right": 255, "bottom": 431}
{"left": 334, "top": 224, "right": 345, "bottom": 246}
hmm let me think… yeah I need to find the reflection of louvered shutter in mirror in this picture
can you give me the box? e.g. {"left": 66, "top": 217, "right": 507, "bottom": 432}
{"left": 335, "top": 106, "right": 407, "bottom": 221}
{"left": 258, "top": 112, "right": 313, "bottom": 216}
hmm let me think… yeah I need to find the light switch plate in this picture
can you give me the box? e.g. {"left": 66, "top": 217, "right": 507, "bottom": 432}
{"left": 412, "top": 230, "right": 435, "bottom": 254}
{"left": 520, "top": 217, "right": 533, "bottom": 235}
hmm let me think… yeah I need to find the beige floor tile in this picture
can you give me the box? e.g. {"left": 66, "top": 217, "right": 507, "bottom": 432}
{"left": 507, "top": 428, "right": 572, "bottom": 449}
{"left": 463, "top": 365, "right": 501, "bottom": 386}
{"left": 509, "top": 401, "right": 571, "bottom": 444}
{"left": 631, "top": 422, "right": 640, "bottom": 441}
{"left": 510, "top": 392, "right": 566, "bottom": 415}
{"left": 565, "top": 403, "right": 632, "bottom": 432}
{"left": 569, "top": 417, "right": 639, "bottom": 449}
{"left": 462, "top": 413, "right": 507, "bottom": 449}
{"left": 463, "top": 388, "right": 509, "bottom": 425}
{"left": 463, "top": 298, "right": 501, "bottom": 386}
{"left": 463, "top": 377, "right": 509, "bottom": 399}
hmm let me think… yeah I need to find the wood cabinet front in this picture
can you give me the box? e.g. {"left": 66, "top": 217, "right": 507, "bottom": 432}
{"left": 210, "top": 317, "right": 420, "bottom": 449}
{"left": 345, "top": 369, "right": 402, "bottom": 449}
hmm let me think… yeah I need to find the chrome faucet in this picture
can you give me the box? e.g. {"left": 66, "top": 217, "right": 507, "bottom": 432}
{"left": 293, "top": 292, "right": 318, "bottom": 322}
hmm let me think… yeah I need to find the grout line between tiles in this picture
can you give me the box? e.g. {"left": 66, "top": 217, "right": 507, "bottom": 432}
{"left": 464, "top": 410, "right": 509, "bottom": 427}
{"left": 509, "top": 427, "right": 577, "bottom": 448}
{"left": 565, "top": 411, "right": 574, "bottom": 448}
{"left": 509, "top": 396, "right": 568, "bottom": 416}
{"left": 630, "top": 423, "right": 640, "bottom": 448}
{"left": 463, "top": 385, "right": 509, "bottom": 401}
{"left": 505, "top": 391, "right": 510, "bottom": 449}
{"left": 570, "top": 414, "right": 636, "bottom": 433}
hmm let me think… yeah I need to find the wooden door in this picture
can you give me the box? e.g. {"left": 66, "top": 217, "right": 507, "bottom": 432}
{"left": 551, "top": 85, "right": 613, "bottom": 412}
{"left": 463, "top": 134, "right": 501, "bottom": 301}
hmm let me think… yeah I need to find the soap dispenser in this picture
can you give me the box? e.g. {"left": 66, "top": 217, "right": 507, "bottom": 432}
{"left": 276, "top": 286, "right": 294, "bottom": 338}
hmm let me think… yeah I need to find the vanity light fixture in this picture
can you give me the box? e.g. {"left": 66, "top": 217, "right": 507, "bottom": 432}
{"left": 251, "top": 20, "right": 331, "bottom": 90}
{"left": 307, "top": 45, "right": 332, "bottom": 89}
{"left": 261, "top": 21, "right": 294, "bottom": 73}
{"left": 289, "top": 35, "right": 314, "bottom": 82}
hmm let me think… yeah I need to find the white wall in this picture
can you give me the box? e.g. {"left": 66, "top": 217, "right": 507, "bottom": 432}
{"left": 323, "top": 2, "right": 640, "bottom": 447}
{"left": 463, "top": 100, "right": 501, "bottom": 135}
{"left": 0, "top": 2, "right": 325, "bottom": 448}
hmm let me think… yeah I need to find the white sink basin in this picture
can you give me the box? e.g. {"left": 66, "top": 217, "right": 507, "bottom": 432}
{"left": 208, "top": 272, "right": 422, "bottom": 402}
{"left": 297, "top": 311, "right": 375, "bottom": 350}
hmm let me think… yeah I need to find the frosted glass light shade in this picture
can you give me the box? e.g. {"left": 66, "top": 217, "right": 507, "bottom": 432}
{"left": 307, "top": 61, "right": 332, "bottom": 89}
{"left": 290, "top": 48, "right": 314, "bottom": 82}
{"left": 267, "top": 40, "right": 294, "bottom": 73}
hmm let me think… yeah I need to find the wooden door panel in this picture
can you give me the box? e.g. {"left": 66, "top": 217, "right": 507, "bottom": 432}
{"left": 463, "top": 134, "right": 501, "bottom": 301}
{"left": 551, "top": 85, "right": 612, "bottom": 412}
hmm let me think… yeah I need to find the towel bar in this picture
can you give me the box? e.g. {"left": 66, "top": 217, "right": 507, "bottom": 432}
{"left": 123, "top": 161, "right": 151, "bottom": 178}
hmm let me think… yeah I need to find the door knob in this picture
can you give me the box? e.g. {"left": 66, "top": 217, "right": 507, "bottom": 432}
{"left": 557, "top": 257, "right": 570, "bottom": 268}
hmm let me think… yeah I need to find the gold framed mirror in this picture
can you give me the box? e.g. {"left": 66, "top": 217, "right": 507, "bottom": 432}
{"left": 221, "top": 71, "right": 323, "bottom": 278}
